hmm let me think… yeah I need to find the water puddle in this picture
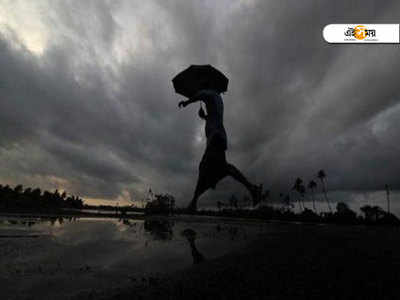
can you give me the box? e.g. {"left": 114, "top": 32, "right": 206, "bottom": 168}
{"left": 0, "top": 215, "right": 271, "bottom": 299}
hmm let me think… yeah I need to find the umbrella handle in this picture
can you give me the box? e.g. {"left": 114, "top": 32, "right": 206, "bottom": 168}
{"left": 198, "top": 103, "right": 207, "bottom": 120}
{"left": 178, "top": 100, "right": 187, "bottom": 108}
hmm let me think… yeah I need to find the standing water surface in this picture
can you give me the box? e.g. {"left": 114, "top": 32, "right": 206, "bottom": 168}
{"left": 0, "top": 215, "right": 273, "bottom": 299}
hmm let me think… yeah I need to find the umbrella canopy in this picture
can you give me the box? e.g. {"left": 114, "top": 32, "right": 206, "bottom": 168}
{"left": 172, "top": 64, "right": 229, "bottom": 98}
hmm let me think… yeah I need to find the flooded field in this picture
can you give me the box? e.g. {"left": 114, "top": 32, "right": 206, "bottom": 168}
{"left": 0, "top": 215, "right": 272, "bottom": 300}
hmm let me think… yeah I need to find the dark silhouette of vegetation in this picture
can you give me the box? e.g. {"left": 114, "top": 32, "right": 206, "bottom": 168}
{"left": 1, "top": 167, "right": 397, "bottom": 229}
{"left": 0, "top": 184, "right": 83, "bottom": 213}
{"left": 145, "top": 193, "right": 175, "bottom": 215}
{"left": 385, "top": 184, "right": 390, "bottom": 214}
{"left": 359, "top": 205, "right": 400, "bottom": 225}
{"left": 317, "top": 169, "right": 332, "bottom": 212}
{"left": 174, "top": 200, "right": 400, "bottom": 226}
{"left": 307, "top": 180, "right": 317, "bottom": 212}
{"left": 360, "top": 205, "right": 384, "bottom": 222}
{"left": 292, "top": 177, "right": 306, "bottom": 211}
{"left": 83, "top": 204, "right": 143, "bottom": 214}
{"left": 334, "top": 202, "right": 358, "bottom": 224}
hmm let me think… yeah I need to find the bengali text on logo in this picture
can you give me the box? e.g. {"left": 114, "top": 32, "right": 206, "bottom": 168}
{"left": 323, "top": 24, "right": 399, "bottom": 43}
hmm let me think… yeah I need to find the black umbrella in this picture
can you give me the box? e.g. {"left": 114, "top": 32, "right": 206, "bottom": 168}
{"left": 172, "top": 64, "right": 229, "bottom": 98}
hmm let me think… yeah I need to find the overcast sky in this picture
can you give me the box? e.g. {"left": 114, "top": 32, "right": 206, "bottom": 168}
{"left": 0, "top": 0, "right": 399, "bottom": 208}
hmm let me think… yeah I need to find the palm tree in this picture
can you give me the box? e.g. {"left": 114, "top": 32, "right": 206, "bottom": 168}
{"left": 317, "top": 170, "right": 332, "bottom": 212}
{"left": 385, "top": 184, "right": 390, "bottom": 214}
{"left": 299, "top": 184, "right": 306, "bottom": 209}
{"left": 292, "top": 178, "right": 306, "bottom": 211}
{"left": 307, "top": 180, "right": 317, "bottom": 212}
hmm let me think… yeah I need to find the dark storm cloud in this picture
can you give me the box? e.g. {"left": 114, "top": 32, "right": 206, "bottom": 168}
{"left": 216, "top": 0, "right": 400, "bottom": 195}
{"left": 1, "top": 0, "right": 400, "bottom": 205}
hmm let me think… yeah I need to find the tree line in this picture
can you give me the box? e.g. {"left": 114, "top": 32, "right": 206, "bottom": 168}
{"left": 191, "top": 169, "right": 398, "bottom": 226}
{"left": 217, "top": 169, "right": 392, "bottom": 215}
{"left": 0, "top": 184, "right": 83, "bottom": 212}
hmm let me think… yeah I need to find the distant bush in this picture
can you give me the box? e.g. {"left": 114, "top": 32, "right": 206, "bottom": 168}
{"left": 145, "top": 193, "right": 175, "bottom": 215}
{"left": 360, "top": 205, "right": 400, "bottom": 225}
{"left": 333, "top": 202, "right": 358, "bottom": 224}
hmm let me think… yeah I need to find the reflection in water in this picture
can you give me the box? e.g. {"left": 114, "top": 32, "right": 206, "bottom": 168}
{"left": 181, "top": 228, "right": 205, "bottom": 264}
{"left": 228, "top": 226, "right": 239, "bottom": 240}
{"left": 142, "top": 219, "right": 205, "bottom": 264}
{"left": 2, "top": 216, "right": 262, "bottom": 273}
{"left": 1, "top": 216, "right": 77, "bottom": 228}
{"left": 143, "top": 219, "right": 174, "bottom": 240}
{"left": 0, "top": 215, "right": 269, "bottom": 300}
{"left": 213, "top": 224, "right": 242, "bottom": 241}
{"left": 120, "top": 218, "right": 137, "bottom": 227}
{"left": 0, "top": 216, "right": 78, "bottom": 238}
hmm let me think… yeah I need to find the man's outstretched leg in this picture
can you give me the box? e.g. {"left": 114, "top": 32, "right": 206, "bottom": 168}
{"left": 226, "top": 163, "right": 261, "bottom": 205}
{"left": 187, "top": 174, "right": 209, "bottom": 212}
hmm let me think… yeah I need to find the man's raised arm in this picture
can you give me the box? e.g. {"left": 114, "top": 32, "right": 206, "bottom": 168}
{"left": 178, "top": 90, "right": 206, "bottom": 108}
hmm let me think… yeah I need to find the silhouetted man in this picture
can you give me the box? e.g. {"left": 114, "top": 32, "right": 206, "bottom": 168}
{"left": 179, "top": 88, "right": 260, "bottom": 211}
